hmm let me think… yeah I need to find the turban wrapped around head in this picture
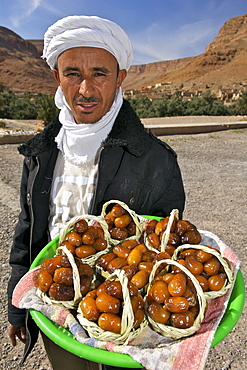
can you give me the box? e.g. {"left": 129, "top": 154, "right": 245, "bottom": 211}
{"left": 42, "top": 15, "right": 133, "bottom": 71}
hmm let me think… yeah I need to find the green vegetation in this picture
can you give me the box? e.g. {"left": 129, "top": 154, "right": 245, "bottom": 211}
{"left": 0, "top": 88, "right": 246, "bottom": 123}
{"left": 0, "top": 89, "right": 59, "bottom": 126}
{"left": 128, "top": 90, "right": 247, "bottom": 118}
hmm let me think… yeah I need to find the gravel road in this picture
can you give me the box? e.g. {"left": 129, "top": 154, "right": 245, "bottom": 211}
{"left": 0, "top": 125, "right": 246, "bottom": 370}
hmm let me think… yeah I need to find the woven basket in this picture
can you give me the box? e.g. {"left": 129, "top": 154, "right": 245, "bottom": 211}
{"left": 58, "top": 214, "right": 111, "bottom": 267}
{"left": 145, "top": 259, "right": 207, "bottom": 339}
{"left": 144, "top": 209, "right": 179, "bottom": 252}
{"left": 36, "top": 246, "right": 82, "bottom": 310}
{"left": 172, "top": 244, "right": 234, "bottom": 299}
{"left": 77, "top": 269, "right": 148, "bottom": 345}
{"left": 100, "top": 200, "right": 143, "bottom": 246}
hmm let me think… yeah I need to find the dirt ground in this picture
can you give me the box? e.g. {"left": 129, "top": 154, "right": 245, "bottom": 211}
{"left": 0, "top": 119, "right": 246, "bottom": 370}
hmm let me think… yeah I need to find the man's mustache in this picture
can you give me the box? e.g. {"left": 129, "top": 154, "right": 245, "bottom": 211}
{"left": 74, "top": 96, "right": 101, "bottom": 103}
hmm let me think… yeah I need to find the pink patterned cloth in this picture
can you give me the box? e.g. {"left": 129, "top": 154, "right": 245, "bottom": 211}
{"left": 12, "top": 231, "right": 240, "bottom": 370}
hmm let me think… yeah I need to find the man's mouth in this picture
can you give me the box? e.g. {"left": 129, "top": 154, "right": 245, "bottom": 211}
{"left": 77, "top": 102, "right": 99, "bottom": 113}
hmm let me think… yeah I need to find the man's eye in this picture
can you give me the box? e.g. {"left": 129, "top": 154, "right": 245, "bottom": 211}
{"left": 66, "top": 72, "right": 80, "bottom": 77}
{"left": 95, "top": 72, "right": 107, "bottom": 77}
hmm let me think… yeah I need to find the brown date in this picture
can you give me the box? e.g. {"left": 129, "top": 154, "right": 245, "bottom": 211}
{"left": 106, "top": 281, "right": 123, "bottom": 299}
{"left": 114, "top": 214, "right": 132, "bottom": 228}
{"left": 121, "top": 264, "right": 138, "bottom": 280}
{"left": 195, "top": 249, "right": 213, "bottom": 263}
{"left": 60, "top": 241, "right": 76, "bottom": 255}
{"left": 48, "top": 283, "right": 74, "bottom": 301}
{"left": 130, "top": 295, "right": 139, "bottom": 312}
{"left": 165, "top": 245, "right": 176, "bottom": 256}
{"left": 93, "top": 237, "right": 107, "bottom": 252}
{"left": 172, "top": 259, "right": 186, "bottom": 274}
{"left": 37, "top": 270, "right": 53, "bottom": 292}
{"left": 135, "top": 244, "right": 148, "bottom": 253}
{"left": 203, "top": 256, "right": 221, "bottom": 276}
{"left": 170, "top": 311, "right": 195, "bottom": 329}
{"left": 168, "top": 273, "right": 187, "bottom": 297}
{"left": 194, "top": 274, "right": 209, "bottom": 292}
{"left": 181, "top": 230, "right": 201, "bottom": 244}
{"left": 145, "top": 219, "right": 158, "bottom": 234}
{"left": 167, "top": 232, "right": 180, "bottom": 247}
{"left": 133, "top": 308, "right": 145, "bottom": 329}
{"left": 165, "top": 297, "right": 189, "bottom": 313}
{"left": 75, "top": 245, "right": 96, "bottom": 258}
{"left": 82, "top": 227, "right": 98, "bottom": 245}
{"left": 113, "top": 245, "right": 131, "bottom": 259}
{"left": 142, "top": 250, "right": 157, "bottom": 262}
{"left": 179, "top": 249, "right": 197, "bottom": 258}
{"left": 109, "top": 227, "right": 129, "bottom": 240}
{"left": 127, "top": 247, "right": 143, "bottom": 266}
{"left": 97, "top": 253, "right": 117, "bottom": 270}
{"left": 96, "top": 281, "right": 111, "bottom": 296}
{"left": 131, "top": 270, "right": 149, "bottom": 289}
{"left": 80, "top": 296, "right": 100, "bottom": 321}
{"left": 53, "top": 267, "right": 73, "bottom": 286}
{"left": 183, "top": 286, "right": 197, "bottom": 306}
{"left": 128, "top": 282, "right": 139, "bottom": 297}
{"left": 40, "top": 255, "right": 65, "bottom": 275}
{"left": 107, "top": 257, "right": 128, "bottom": 273}
{"left": 121, "top": 239, "right": 138, "bottom": 249}
{"left": 98, "top": 313, "right": 121, "bottom": 334}
{"left": 151, "top": 280, "right": 170, "bottom": 304}
{"left": 73, "top": 219, "right": 88, "bottom": 234}
{"left": 208, "top": 274, "right": 225, "bottom": 291}
{"left": 175, "top": 220, "right": 196, "bottom": 236}
{"left": 86, "top": 289, "right": 97, "bottom": 300}
{"left": 80, "top": 275, "right": 92, "bottom": 295}
{"left": 155, "top": 218, "right": 169, "bottom": 235}
{"left": 147, "top": 232, "right": 160, "bottom": 248}
{"left": 162, "top": 272, "right": 176, "bottom": 284}
{"left": 138, "top": 262, "right": 154, "bottom": 276}
{"left": 96, "top": 293, "right": 121, "bottom": 314}
{"left": 185, "top": 255, "right": 204, "bottom": 275}
{"left": 147, "top": 302, "right": 170, "bottom": 324}
{"left": 110, "top": 204, "right": 127, "bottom": 217}
{"left": 127, "top": 222, "right": 136, "bottom": 236}
{"left": 66, "top": 230, "right": 82, "bottom": 247}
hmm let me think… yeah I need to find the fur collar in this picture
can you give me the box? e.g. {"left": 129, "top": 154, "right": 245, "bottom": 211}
{"left": 18, "top": 99, "right": 146, "bottom": 157}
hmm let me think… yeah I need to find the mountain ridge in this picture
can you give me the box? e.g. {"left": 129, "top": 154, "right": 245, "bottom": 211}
{"left": 0, "top": 14, "right": 247, "bottom": 95}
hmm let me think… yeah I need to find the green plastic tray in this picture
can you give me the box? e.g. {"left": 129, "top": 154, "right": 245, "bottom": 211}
{"left": 29, "top": 217, "right": 245, "bottom": 368}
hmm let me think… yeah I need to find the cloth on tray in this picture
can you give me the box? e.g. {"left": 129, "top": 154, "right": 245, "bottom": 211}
{"left": 12, "top": 231, "right": 240, "bottom": 370}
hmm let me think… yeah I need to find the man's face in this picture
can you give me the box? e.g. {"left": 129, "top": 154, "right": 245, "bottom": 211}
{"left": 54, "top": 47, "right": 126, "bottom": 124}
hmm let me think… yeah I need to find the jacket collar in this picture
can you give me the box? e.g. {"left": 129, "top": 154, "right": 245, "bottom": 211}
{"left": 18, "top": 99, "right": 146, "bottom": 157}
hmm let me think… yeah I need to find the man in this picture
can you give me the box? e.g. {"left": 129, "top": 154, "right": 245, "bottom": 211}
{"left": 7, "top": 15, "right": 185, "bottom": 370}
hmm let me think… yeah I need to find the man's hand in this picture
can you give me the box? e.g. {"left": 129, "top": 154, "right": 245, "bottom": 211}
{"left": 9, "top": 325, "right": 26, "bottom": 346}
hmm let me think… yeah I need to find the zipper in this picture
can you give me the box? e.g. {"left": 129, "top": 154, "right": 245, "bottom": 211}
{"left": 28, "top": 156, "right": 40, "bottom": 264}
{"left": 20, "top": 156, "right": 40, "bottom": 364}
{"left": 88, "top": 146, "right": 104, "bottom": 215}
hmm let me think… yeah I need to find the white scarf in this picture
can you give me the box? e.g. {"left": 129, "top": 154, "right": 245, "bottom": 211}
{"left": 54, "top": 86, "right": 123, "bottom": 164}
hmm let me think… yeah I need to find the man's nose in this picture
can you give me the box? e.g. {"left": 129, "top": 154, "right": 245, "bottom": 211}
{"left": 79, "top": 78, "right": 95, "bottom": 97}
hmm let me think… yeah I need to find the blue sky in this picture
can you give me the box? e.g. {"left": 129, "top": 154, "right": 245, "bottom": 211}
{"left": 0, "top": 0, "right": 246, "bottom": 65}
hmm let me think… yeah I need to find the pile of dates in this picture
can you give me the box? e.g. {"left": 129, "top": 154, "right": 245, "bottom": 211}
{"left": 104, "top": 203, "right": 136, "bottom": 241}
{"left": 174, "top": 247, "right": 228, "bottom": 293}
{"left": 79, "top": 279, "right": 145, "bottom": 334}
{"left": 146, "top": 217, "right": 202, "bottom": 253}
{"left": 60, "top": 219, "right": 108, "bottom": 259}
{"left": 37, "top": 254, "right": 94, "bottom": 301}
{"left": 97, "top": 239, "right": 171, "bottom": 290}
{"left": 146, "top": 269, "right": 199, "bottom": 329}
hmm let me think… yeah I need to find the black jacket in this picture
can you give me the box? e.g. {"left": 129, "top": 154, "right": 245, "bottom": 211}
{"left": 7, "top": 99, "right": 185, "bottom": 359}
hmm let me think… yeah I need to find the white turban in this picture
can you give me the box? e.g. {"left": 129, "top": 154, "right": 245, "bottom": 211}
{"left": 42, "top": 15, "right": 133, "bottom": 70}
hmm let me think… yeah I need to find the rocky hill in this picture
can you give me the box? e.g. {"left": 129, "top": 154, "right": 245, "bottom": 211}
{"left": 0, "top": 27, "right": 56, "bottom": 94}
{"left": 0, "top": 13, "right": 247, "bottom": 95}
{"left": 132, "top": 14, "right": 247, "bottom": 92}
